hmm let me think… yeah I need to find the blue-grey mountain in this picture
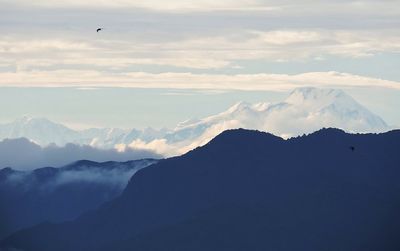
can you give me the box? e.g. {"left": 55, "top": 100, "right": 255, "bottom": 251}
{"left": 0, "top": 159, "right": 157, "bottom": 239}
{"left": 2, "top": 128, "right": 400, "bottom": 251}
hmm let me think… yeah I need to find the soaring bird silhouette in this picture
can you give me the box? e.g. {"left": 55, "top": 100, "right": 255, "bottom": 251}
{"left": 96, "top": 28, "right": 103, "bottom": 33}
{"left": 349, "top": 146, "right": 355, "bottom": 152}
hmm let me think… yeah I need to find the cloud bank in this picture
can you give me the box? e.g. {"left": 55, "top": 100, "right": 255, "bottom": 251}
{"left": 0, "top": 1, "right": 399, "bottom": 89}
{"left": 0, "top": 138, "right": 161, "bottom": 170}
{"left": 0, "top": 71, "right": 399, "bottom": 91}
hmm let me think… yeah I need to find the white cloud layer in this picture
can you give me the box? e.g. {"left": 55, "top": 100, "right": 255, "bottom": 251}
{"left": 0, "top": 71, "right": 398, "bottom": 90}
{"left": 0, "top": 1, "right": 399, "bottom": 88}
{"left": 0, "top": 138, "right": 161, "bottom": 170}
{"left": 1, "top": 29, "right": 399, "bottom": 71}
{"left": 3, "top": 0, "right": 400, "bottom": 14}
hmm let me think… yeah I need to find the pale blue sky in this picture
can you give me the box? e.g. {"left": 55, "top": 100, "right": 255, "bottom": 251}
{"left": 0, "top": 0, "right": 399, "bottom": 128}
{"left": 0, "top": 87, "right": 399, "bottom": 129}
{"left": 0, "top": 88, "right": 286, "bottom": 128}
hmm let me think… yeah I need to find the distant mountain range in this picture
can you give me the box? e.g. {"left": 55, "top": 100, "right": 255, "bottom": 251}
{"left": 2, "top": 128, "right": 400, "bottom": 251}
{"left": 0, "top": 159, "right": 157, "bottom": 240}
{"left": 0, "top": 87, "right": 390, "bottom": 156}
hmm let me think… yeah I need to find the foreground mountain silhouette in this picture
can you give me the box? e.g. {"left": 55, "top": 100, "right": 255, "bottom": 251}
{"left": 2, "top": 128, "right": 400, "bottom": 251}
{"left": 0, "top": 159, "right": 157, "bottom": 239}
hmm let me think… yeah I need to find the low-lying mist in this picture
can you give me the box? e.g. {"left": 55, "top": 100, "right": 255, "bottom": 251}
{"left": 0, "top": 138, "right": 162, "bottom": 170}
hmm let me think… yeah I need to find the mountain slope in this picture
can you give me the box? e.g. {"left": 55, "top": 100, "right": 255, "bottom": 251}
{"left": 2, "top": 128, "right": 400, "bottom": 251}
{"left": 0, "top": 159, "right": 157, "bottom": 239}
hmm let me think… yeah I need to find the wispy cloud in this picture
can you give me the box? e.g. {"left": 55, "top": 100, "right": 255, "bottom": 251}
{"left": 1, "top": 29, "right": 399, "bottom": 71}
{"left": 0, "top": 1, "right": 399, "bottom": 88}
{"left": 0, "top": 71, "right": 398, "bottom": 90}
{"left": 3, "top": 0, "right": 400, "bottom": 14}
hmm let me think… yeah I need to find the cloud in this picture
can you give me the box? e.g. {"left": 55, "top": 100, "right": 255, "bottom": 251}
{"left": 49, "top": 168, "right": 136, "bottom": 191}
{"left": 0, "top": 0, "right": 399, "bottom": 79}
{"left": 1, "top": 29, "right": 399, "bottom": 71}
{"left": 3, "top": 0, "right": 400, "bottom": 14}
{"left": 4, "top": 165, "right": 137, "bottom": 193}
{"left": 127, "top": 139, "right": 177, "bottom": 156}
{"left": 0, "top": 0, "right": 278, "bottom": 10}
{"left": 0, "top": 70, "right": 398, "bottom": 90}
{"left": 252, "top": 30, "right": 324, "bottom": 45}
{"left": 0, "top": 138, "right": 161, "bottom": 170}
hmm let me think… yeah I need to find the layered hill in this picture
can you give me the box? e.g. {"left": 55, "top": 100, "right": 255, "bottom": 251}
{"left": 2, "top": 128, "right": 400, "bottom": 251}
{"left": 0, "top": 159, "right": 157, "bottom": 239}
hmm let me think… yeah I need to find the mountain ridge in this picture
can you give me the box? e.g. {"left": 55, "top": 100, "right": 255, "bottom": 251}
{"left": 3, "top": 128, "right": 400, "bottom": 251}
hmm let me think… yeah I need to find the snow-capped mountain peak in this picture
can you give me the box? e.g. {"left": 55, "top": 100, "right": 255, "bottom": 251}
{"left": 175, "top": 118, "right": 202, "bottom": 130}
{"left": 282, "top": 87, "right": 388, "bottom": 132}
{"left": 225, "top": 101, "right": 252, "bottom": 114}
{"left": 252, "top": 102, "right": 271, "bottom": 112}
{"left": 0, "top": 87, "right": 391, "bottom": 157}
{"left": 285, "top": 87, "right": 347, "bottom": 106}
{"left": 165, "top": 87, "right": 390, "bottom": 154}
{"left": 13, "top": 115, "right": 33, "bottom": 124}
{"left": 0, "top": 116, "right": 79, "bottom": 146}
{"left": 12, "top": 116, "right": 54, "bottom": 126}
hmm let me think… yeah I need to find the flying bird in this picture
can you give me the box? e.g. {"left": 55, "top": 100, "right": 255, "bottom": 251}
{"left": 96, "top": 28, "right": 103, "bottom": 33}
{"left": 349, "top": 146, "right": 355, "bottom": 152}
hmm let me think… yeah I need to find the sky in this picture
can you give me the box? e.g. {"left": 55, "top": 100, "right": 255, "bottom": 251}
{"left": 0, "top": 0, "right": 399, "bottom": 128}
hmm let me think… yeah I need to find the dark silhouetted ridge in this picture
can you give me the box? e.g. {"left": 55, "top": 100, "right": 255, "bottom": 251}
{"left": 208, "top": 128, "right": 283, "bottom": 144}
{"left": 2, "top": 129, "right": 400, "bottom": 251}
